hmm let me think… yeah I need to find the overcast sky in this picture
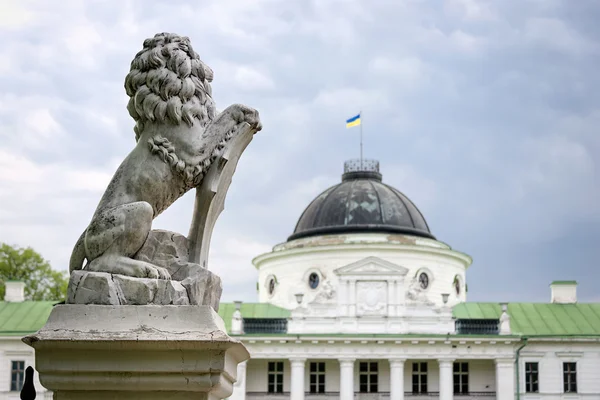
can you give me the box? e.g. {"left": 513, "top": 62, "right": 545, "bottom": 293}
{"left": 1, "top": 0, "right": 598, "bottom": 304}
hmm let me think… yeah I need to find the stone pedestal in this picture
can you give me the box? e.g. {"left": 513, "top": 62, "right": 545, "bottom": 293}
{"left": 23, "top": 305, "right": 249, "bottom": 400}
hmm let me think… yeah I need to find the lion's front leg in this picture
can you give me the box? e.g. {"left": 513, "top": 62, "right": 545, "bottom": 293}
{"left": 84, "top": 201, "right": 171, "bottom": 280}
{"left": 225, "top": 103, "right": 262, "bottom": 132}
{"left": 205, "top": 104, "right": 262, "bottom": 144}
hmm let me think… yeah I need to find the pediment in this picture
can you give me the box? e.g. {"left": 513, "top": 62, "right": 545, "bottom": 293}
{"left": 334, "top": 256, "right": 409, "bottom": 276}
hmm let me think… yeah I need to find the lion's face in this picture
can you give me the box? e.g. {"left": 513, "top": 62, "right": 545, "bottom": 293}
{"left": 125, "top": 33, "right": 217, "bottom": 141}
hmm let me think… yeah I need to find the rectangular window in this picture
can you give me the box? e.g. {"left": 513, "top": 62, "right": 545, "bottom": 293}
{"left": 309, "top": 362, "right": 326, "bottom": 393}
{"left": 10, "top": 361, "right": 25, "bottom": 392}
{"left": 267, "top": 361, "right": 284, "bottom": 393}
{"left": 453, "top": 362, "right": 469, "bottom": 394}
{"left": 359, "top": 361, "right": 378, "bottom": 393}
{"left": 563, "top": 362, "right": 577, "bottom": 393}
{"left": 525, "top": 362, "right": 539, "bottom": 393}
{"left": 412, "top": 362, "right": 428, "bottom": 394}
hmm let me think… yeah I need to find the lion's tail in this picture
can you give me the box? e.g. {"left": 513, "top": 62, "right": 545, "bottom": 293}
{"left": 69, "top": 229, "right": 87, "bottom": 274}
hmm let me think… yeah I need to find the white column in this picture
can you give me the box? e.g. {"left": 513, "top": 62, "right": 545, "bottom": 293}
{"left": 339, "top": 358, "right": 355, "bottom": 400}
{"left": 290, "top": 358, "right": 306, "bottom": 400}
{"left": 439, "top": 359, "right": 454, "bottom": 400}
{"left": 496, "top": 358, "right": 516, "bottom": 400}
{"left": 230, "top": 360, "right": 247, "bottom": 400}
{"left": 389, "top": 358, "right": 406, "bottom": 400}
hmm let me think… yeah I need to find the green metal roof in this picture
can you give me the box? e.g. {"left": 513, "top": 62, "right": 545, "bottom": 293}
{"left": 550, "top": 281, "right": 577, "bottom": 285}
{"left": 1, "top": 300, "right": 598, "bottom": 338}
{"left": 0, "top": 301, "right": 290, "bottom": 336}
{"left": 0, "top": 301, "right": 57, "bottom": 336}
{"left": 218, "top": 302, "right": 291, "bottom": 332}
{"left": 453, "top": 302, "right": 600, "bottom": 337}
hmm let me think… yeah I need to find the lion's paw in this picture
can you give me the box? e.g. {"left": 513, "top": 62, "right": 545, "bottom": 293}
{"left": 156, "top": 266, "right": 171, "bottom": 280}
{"left": 143, "top": 265, "right": 171, "bottom": 280}
{"left": 232, "top": 104, "right": 262, "bottom": 132}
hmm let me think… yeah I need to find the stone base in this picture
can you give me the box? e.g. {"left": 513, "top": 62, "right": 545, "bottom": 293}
{"left": 23, "top": 305, "right": 249, "bottom": 400}
{"left": 67, "top": 271, "right": 190, "bottom": 305}
{"left": 66, "top": 230, "right": 223, "bottom": 308}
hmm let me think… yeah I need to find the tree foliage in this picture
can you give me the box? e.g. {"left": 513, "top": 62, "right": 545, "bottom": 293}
{"left": 0, "top": 243, "right": 68, "bottom": 301}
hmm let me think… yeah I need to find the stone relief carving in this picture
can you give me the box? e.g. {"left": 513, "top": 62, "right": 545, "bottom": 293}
{"left": 66, "top": 33, "right": 262, "bottom": 307}
{"left": 313, "top": 277, "right": 337, "bottom": 303}
{"left": 405, "top": 276, "right": 434, "bottom": 306}
{"left": 356, "top": 281, "right": 387, "bottom": 315}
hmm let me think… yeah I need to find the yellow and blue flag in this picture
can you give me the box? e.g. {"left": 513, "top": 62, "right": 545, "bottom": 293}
{"left": 346, "top": 113, "right": 361, "bottom": 128}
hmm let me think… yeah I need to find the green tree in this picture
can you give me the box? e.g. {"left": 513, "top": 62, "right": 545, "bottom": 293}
{"left": 0, "top": 243, "right": 68, "bottom": 301}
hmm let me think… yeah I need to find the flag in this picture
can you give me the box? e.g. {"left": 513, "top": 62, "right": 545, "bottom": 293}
{"left": 346, "top": 113, "right": 361, "bottom": 128}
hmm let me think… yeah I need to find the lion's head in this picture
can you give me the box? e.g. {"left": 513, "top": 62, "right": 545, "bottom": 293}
{"left": 125, "top": 33, "right": 217, "bottom": 141}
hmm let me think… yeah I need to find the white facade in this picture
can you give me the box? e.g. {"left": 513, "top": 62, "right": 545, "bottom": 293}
{"left": 223, "top": 228, "right": 600, "bottom": 400}
{"left": 236, "top": 338, "right": 517, "bottom": 399}
{"left": 229, "top": 336, "right": 600, "bottom": 400}
{"left": 254, "top": 233, "right": 470, "bottom": 312}
{"left": 518, "top": 342, "right": 600, "bottom": 399}
{"left": 0, "top": 338, "right": 51, "bottom": 400}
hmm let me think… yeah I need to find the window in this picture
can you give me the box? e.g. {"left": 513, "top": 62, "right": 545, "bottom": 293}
{"left": 308, "top": 273, "right": 320, "bottom": 289}
{"left": 454, "top": 276, "right": 461, "bottom": 295}
{"left": 267, "top": 277, "right": 276, "bottom": 296}
{"left": 563, "top": 362, "right": 577, "bottom": 393}
{"left": 267, "top": 361, "right": 284, "bottom": 393}
{"left": 453, "top": 362, "right": 469, "bottom": 394}
{"left": 418, "top": 272, "right": 429, "bottom": 290}
{"left": 412, "top": 362, "right": 428, "bottom": 394}
{"left": 525, "top": 362, "right": 539, "bottom": 393}
{"left": 309, "top": 362, "right": 326, "bottom": 393}
{"left": 359, "top": 362, "right": 378, "bottom": 393}
{"left": 10, "top": 361, "right": 25, "bottom": 392}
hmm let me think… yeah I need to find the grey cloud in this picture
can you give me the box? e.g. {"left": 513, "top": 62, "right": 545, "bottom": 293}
{"left": 0, "top": 0, "right": 598, "bottom": 303}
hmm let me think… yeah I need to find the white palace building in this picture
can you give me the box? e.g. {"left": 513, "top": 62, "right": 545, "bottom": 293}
{"left": 0, "top": 159, "right": 599, "bottom": 400}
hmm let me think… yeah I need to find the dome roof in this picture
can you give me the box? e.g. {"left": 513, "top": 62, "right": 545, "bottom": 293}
{"left": 288, "top": 159, "right": 435, "bottom": 241}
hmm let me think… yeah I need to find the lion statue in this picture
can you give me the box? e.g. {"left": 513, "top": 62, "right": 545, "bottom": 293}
{"left": 69, "top": 33, "right": 262, "bottom": 281}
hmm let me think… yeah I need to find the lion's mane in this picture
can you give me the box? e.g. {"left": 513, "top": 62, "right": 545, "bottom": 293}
{"left": 123, "top": 33, "right": 239, "bottom": 198}
{"left": 124, "top": 32, "right": 217, "bottom": 142}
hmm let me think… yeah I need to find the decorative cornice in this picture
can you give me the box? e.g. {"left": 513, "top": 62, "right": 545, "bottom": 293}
{"left": 237, "top": 336, "right": 521, "bottom": 344}
{"left": 520, "top": 351, "right": 545, "bottom": 359}
{"left": 555, "top": 351, "right": 583, "bottom": 358}
{"left": 253, "top": 240, "right": 473, "bottom": 269}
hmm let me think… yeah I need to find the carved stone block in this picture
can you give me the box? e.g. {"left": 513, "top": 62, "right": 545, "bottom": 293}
{"left": 356, "top": 281, "right": 387, "bottom": 316}
{"left": 134, "top": 229, "right": 190, "bottom": 272}
{"left": 68, "top": 229, "right": 222, "bottom": 308}
{"left": 67, "top": 271, "right": 190, "bottom": 306}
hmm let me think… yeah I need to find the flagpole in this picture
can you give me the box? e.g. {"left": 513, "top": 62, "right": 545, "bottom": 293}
{"left": 360, "top": 110, "right": 363, "bottom": 168}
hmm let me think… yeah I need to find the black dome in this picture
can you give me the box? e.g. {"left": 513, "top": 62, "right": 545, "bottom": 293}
{"left": 288, "top": 160, "right": 435, "bottom": 241}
